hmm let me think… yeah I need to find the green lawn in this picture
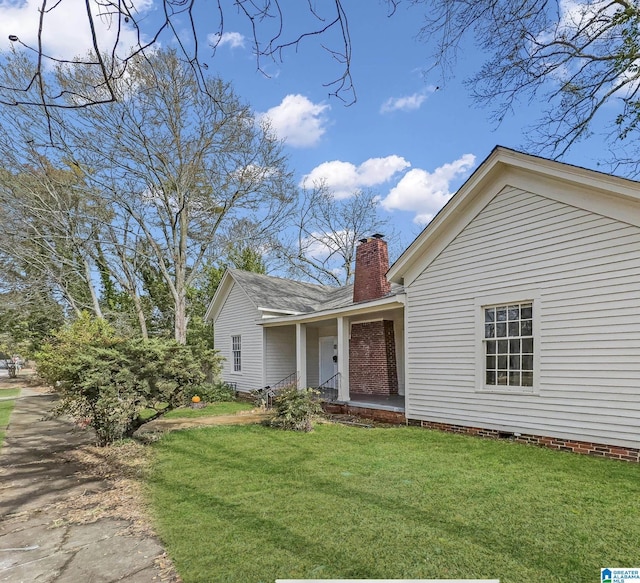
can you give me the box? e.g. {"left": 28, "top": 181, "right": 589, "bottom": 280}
{"left": 147, "top": 423, "right": 640, "bottom": 583}
{"left": 0, "top": 395, "right": 17, "bottom": 446}
{"left": 0, "top": 389, "right": 20, "bottom": 399}
{"left": 140, "top": 401, "right": 255, "bottom": 422}
{"left": 162, "top": 401, "right": 254, "bottom": 419}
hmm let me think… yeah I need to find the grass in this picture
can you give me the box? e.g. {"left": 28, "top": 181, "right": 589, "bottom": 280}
{"left": 147, "top": 423, "right": 640, "bottom": 583}
{"left": 162, "top": 401, "right": 254, "bottom": 419}
{"left": 0, "top": 389, "right": 20, "bottom": 399}
{"left": 0, "top": 395, "right": 18, "bottom": 446}
{"left": 140, "top": 401, "right": 254, "bottom": 422}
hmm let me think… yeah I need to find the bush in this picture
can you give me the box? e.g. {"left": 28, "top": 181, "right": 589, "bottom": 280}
{"left": 185, "top": 381, "right": 237, "bottom": 404}
{"left": 36, "top": 313, "right": 224, "bottom": 445}
{"left": 270, "top": 386, "right": 322, "bottom": 432}
{"left": 250, "top": 386, "right": 270, "bottom": 409}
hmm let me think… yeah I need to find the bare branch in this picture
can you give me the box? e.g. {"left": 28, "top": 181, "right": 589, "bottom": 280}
{"left": 414, "top": 0, "right": 640, "bottom": 173}
{"left": 0, "top": 0, "right": 404, "bottom": 109}
{"left": 272, "top": 183, "right": 394, "bottom": 286}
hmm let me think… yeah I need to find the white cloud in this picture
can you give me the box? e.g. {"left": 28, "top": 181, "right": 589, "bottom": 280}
{"left": 301, "top": 155, "right": 410, "bottom": 198}
{"left": 208, "top": 31, "right": 246, "bottom": 49}
{"left": 0, "top": 0, "right": 153, "bottom": 61}
{"left": 381, "top": 154, "right": 476, "bottom": 224}
{"left": 558, "top": 0, "right": 614, "bottom": 38}
{"left": 257, "top": 94, "right": 329, "bottom": 148}
{"left": 380, "top": 90, "right": 432, "bottom": 114}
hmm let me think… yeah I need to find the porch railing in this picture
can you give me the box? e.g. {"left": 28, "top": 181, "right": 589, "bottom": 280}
{"left": 255, "top": 372, "right": 298, "bottom": 409}
{"left": 255, "top": 371, "right": 343, "bottom": 408}
{"left": 269, "top": 372, "right": 298, "bottom": 391}
{"left": 316, "top": 372, "right": 340, "bottom": 402}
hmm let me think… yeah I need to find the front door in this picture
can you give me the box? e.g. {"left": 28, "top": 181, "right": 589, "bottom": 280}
{"left": 319, "top": 336, "right": 338, "bottom": 388}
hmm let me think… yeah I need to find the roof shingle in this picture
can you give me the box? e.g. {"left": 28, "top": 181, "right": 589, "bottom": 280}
{"left": 228, "top": 268, "right": 402, "bottom": 314}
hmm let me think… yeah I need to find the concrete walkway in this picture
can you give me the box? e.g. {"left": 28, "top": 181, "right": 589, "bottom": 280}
{"left": 0, "top": 382, "right": 180, "bottom": 582}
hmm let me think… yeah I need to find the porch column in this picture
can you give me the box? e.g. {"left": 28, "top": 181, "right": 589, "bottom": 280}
{"left": 337, "top": 316, "right": 350, "bottom": 401}
{"left": 296, "top": 322, "right": 307, "bottom": 389}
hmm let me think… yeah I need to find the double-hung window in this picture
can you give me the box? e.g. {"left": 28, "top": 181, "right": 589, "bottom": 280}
{"left": 232, "top": 335, "right": 241, "bottom": 372}
{"left": 483, "top": 302, "right": 533, "bottom": 388}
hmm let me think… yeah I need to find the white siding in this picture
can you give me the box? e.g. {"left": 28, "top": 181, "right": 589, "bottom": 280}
{"left": 406, "top": 186, "right": 640, "bottom": 448}
{"left": 394, "top": 314, "right": 405, "bottom": 395}
{"left": 265, "top": 326, "right": 297, "bottom": 386}
{"left": 214, "top": 283, "right": 264, "bottom": 392}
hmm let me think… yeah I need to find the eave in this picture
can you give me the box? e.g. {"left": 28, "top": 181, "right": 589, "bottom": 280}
{"left": 260, "top": 293, "right": 406, "bottom": 327}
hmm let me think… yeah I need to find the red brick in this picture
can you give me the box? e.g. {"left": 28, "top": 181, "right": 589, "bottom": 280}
{"left": 353, "top": 237, "right": 391, "bottom": 303}
{"left": 610, "top": 447, "right": 631, "bottom": 455}
{"left": 407, "top": 420, "right": 640, "bottom": 463}
{"left": 621, "top": 454, "right": 640, "bottom": 462}
{"left": 349, "top": 320, "right": 398, "bottom": 395}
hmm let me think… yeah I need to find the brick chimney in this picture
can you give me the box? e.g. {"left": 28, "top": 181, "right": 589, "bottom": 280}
{"left": 349, "top": 319, "right": 398, "bottom": 396}
{"left": 353, "top": 234, "right": 391, "bottom": 303}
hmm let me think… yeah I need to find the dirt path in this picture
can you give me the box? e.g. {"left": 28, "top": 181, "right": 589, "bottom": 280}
{"left": 135, "top": 409, "right": 272, "bottom": 436}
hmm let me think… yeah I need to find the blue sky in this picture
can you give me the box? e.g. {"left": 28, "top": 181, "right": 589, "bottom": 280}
{"left": 0, "top": 0, "right": 615, "bottom": 254}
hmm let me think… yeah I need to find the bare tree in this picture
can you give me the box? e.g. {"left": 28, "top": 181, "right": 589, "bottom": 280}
{"left": 0, "top": 49, "right": 294, "bottom": 341}
{"left": 415, "top": 0, "right": 640, "bottom": 171}
{"left": 273, "top": 184, "right": 394, "bottom": 286}
{"left": 5, "top": 0, "right": 640, "bottom": 172}
{"left": 96, "top": 217, "right": 151, "bottom": 338}
{"left": 0, "top": 152, "right": 105, "bottom": 318}
{"left": 52, "top": 49, "right": 295, "bottom": 343}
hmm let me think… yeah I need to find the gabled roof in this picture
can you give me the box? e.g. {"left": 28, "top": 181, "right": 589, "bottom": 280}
{"left": 204, "top": 267, "right": 404, "bottom": 323}
{"left": 388, "top": 146, "right": 640, "bottom": 287}
{"left": 227, "top": 268, "right": 334, "bottom": 313}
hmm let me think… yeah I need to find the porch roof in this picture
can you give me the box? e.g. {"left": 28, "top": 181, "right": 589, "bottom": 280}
{"left": 229, "top": 268, "right": 405, "bottom": 316}
{"left": 260, "top": 290, "right": 405, "bottom": 326}
{"left": 205, "top": 267, "right": 404, "bottom": 325}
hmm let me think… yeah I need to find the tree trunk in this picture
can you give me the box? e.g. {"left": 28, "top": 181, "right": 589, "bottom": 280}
{"left": 132, "top": 293, "right": 149, "bottom": 339}
{"left": 173, "top": 194, "right": 189, "bottom": 344}
{"left": 83, "top": 256, "right": 103, "bottom": 319}
{"left": 174, "top": 291, "right": 187, "bottom": 344}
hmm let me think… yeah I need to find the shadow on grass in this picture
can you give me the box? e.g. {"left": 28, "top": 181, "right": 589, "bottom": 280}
{"left": 148, "top": 425, "right": 640, "bottom": 582}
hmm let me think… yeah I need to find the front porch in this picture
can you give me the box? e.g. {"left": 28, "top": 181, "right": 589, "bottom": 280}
{"left": 346, "top": 392, "right": 405, "bottom": 412}
{"left": 316, "top": 376, "right": 404, "bottom": 410}
{"left": 262, "top": 301, "right": 406, "bottom": 409}
{"left": 317, "top": 376, "right": 406, "bottom": 423}
{"left": 259, "top": 371, "right": 406, "bottom": 423}
{"left": 321, "top": 391, "right": 406, "bottom": 424}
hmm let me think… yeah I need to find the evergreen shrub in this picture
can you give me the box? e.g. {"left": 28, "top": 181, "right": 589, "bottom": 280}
{"left": 36, "top": 313, "right": 223, "bottom": 445}
{"left": 270, "top": 386, "right": 322, "bottom": 432}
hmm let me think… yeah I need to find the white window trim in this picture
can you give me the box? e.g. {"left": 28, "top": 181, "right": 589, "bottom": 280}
{"left": 232, "top": 335, "right": 242, "bottom": 373}
{"left": 474, "top": 291, "right": 541, "bottom": 395}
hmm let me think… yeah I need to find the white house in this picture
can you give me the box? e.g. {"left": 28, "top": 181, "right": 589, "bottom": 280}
{"left": 205, "top": 236, "right": 406, "bottom": 409}
{"left": 206, "top": 147, "right": 640, "bottom": 461}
